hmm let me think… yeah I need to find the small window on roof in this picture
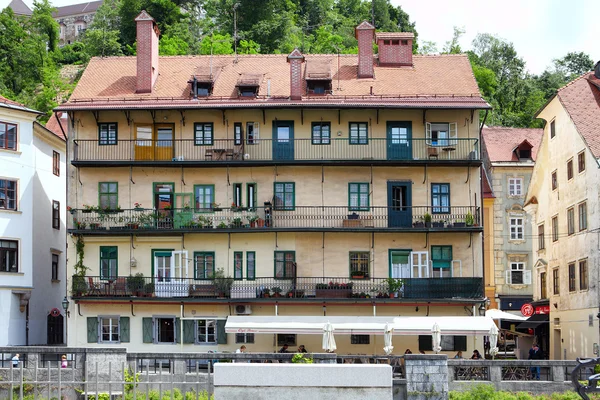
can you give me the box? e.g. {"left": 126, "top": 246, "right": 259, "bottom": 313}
{"left": 384, "top": 40, "right": 390, "bottom": 45}
{"left": 196, "top": 84, "right": 211, "bottom": 97}
{"left": 237, "top": 74, "right": 261, "bottom": 98}
{"left": 391, "top": 40, "right": 399, "bottom": 45}
{"left": 401, "top": 40, "right": 408, "bottom": 45}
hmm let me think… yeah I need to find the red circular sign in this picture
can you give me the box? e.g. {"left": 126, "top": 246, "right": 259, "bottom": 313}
{"left": 521, "top": 303, "right": 534, "bottom": 317}
{"left": 50, "top": 308, "right": 61, "bottom": 317}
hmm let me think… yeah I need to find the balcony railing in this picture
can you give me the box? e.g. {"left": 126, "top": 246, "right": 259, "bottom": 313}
{"left": 72, "top": 138, "right": 480, "bottom": 164}
{"left": 69, "top": 206, "right": 481, "bottom": 232}
{"left": 73, "top": 276, "right": 484, "bottom": 300}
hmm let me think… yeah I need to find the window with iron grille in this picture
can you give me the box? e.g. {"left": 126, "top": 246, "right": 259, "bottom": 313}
{"left": 39, "top": 353, "right": 75, "bottom": 368}
{"left": 0, "top": 121, "right": 17, "bottom": 150}
{"left": 568, "top": 263, "right": 576, "bottom": 292}
{"left": 349, "top": 251, "right": 369, "bottom": 278}
{"left": 52, "top": 200, "right": 60, "bottom": 229}
{"left": 579, "top": 259, "right": 588, "bottom": 290}
{"left": 553, "top": 268, "right": 560, "bottom": 295}
{"left": 538, "top": 224, "right": 545, "bottom": 250}
{"left": 0, "top": 179, "right": 17, "bottom": 210}
{"left": 567, "top": 208, "right": 575, "bottom": 236}
{"left": 351, "top": 335, "right": 370, "bottom": 344}
{"left": 579, "top": 202, "right": 587, "bottom": 231}
{"left": 51, "top": 253, "right": 59, "bottom": 281}
{"left": 53, "top": 151, "right": 60, "bottom": 176}
{"left": 578, "top": 151, "right": 585, "bottom": 172}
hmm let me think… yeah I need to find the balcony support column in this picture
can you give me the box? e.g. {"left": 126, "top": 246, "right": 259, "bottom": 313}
{"left": 91, "top": 111, "right": 99, "bottom": 124}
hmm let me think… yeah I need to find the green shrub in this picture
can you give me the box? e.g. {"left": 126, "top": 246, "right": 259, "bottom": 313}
{"left": 449, "top": 384, "right": 597, "bottom": 400}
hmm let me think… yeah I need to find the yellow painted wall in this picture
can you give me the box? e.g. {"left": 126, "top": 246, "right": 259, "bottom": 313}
{"left": 483, "top": 197, "right": 496, "bottom": 308}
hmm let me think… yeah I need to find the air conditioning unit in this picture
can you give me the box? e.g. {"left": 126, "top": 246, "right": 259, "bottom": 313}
{"left": 235, "top": 305, "right": 252, "bottom": 315}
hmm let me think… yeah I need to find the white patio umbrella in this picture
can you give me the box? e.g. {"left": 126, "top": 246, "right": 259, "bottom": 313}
{"left": 383, "top": 323, "right": 394, "bottom": 355}
{"left": 431, "top": 322, "right": 442, "bottom": 354}
{"left": 322, "top": 321, "right": 337, "bottom": 352}
{"left": 489, "top": 323, "right": 499, "bottom": 359}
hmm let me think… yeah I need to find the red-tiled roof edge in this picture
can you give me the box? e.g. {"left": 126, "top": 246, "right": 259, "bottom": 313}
{"left": 44, "top": 112, "right": 68, "bottom": 141}
{"left": 482, "top": 168, "right": 495, "bottom": 198}
{"left": 534, "top": 72, "right": 592, "bottom": 118}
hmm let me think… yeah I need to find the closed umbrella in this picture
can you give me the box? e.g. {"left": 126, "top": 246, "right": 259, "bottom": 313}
{"left": 383, "top": 323, "right": 394, "bottom": 355}
{"left": 322, "top": 322, "right": 337, "bottom": 352}
{"left": 489, "top": 323, "right": 499, "bottom": 359}
{"left": 431, "top": 322, "right": 442, "bottom": 354}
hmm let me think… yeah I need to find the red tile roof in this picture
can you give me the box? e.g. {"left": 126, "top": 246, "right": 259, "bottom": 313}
{"left": 45, "top": 112, "right": 68, "bottom": 141}
{"left": 59, "top": 53, "right": 488, "bottom": 111}
{"left": 482, "top": 169, "right": 494, "bottom": 198}
{"left": 482, "top": 127, "right": 543, "bottom": 162}
{"left": 556, "top": 72, "right": 600, "bottom": 158}
{"left": 0, "top": 95, "right": 41, "bottom": 114}
{"left": 52, "top": 0, "right": 102, "bottom": 18}
{"left": 375, "top": 32, "right": 415, "bottom": 40}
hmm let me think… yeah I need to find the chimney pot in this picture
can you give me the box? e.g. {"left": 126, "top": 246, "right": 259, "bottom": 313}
{"left": 287, "top": 49, "right": 305, "bottom": 100}
{"left": 135, "top": 10, "right": 160, "bottom": 94}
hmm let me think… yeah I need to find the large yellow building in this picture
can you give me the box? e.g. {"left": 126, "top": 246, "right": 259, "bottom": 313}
{"left": 58, "top": 13, "right": 490, "bottom": 355}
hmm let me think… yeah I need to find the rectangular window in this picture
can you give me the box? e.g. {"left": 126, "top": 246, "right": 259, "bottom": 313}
{"left": 246, "top": 122, "right": 259, "bottom": 145}
{"left": 100, "top": 317, "right": 119, "bottom": 343}
{"left": 508, "top": 178, "right": 523, "bottom": 196}
{"left": 277, "top": 334, "right": 296, "bottom": 346}
{"left": 234, "top": 252, "right": 243, "bottom": 280}
{"left": 552, "top": 171, "right": 557, "bottom": 190}
{"left": 236, "top": 333, "right": 254, "bottom": 344}
{"left": 418, "top": 335, "right": 467, "bottom": 352}
{"left": 99, "top": 182, "right": 118, "bottom": 210}
{"left": 567, "top": 159, "right": 573, "bottom": 180}
{"left": 510, "top": 217, "right": 524, "bottom": 240}
{"left": 274, "top": 182, "right": 295, "bottom": 210}
{"left": 51, "top": 253, "right": 59, "bottom": 280}
{"left": 579, "top": 202, "right": 587, "bottom": 231}
{"left": 579, "top": 259, "right": 588, "bottom": 290}
{"left": 196, "top": 319, "right": 217, "bottom": 344}
{"left": 552, "top": 216, "right": 558, "bottom": 242}
{"left": 246, "top": 183, "right": 257, "bottom": 211}
{"left": 349, "top": 251, "right": 370, "bottom": 279}
{"left": 510, "top": 262, "right": 524, "bottom": 285}
{"left": 567, "top": 207, "right": 575, "bottom": 236}
{"left": 230, "top": 183, "right": 241, "bottom": 209}
{"left": 351, "top": 335, "right": 370, "bottom": 344}
{"left": 550, "top": 120, "right": 555, "bottom": 139}
{"left": 349, "top": 183, "right": 369, "bottom": 211}
{"left": 99, "top": 246, "right": 118, "bottom": 280}
{"left": 431, "top": 183, "right": 450, "bottom": 213}
{"left": 234, "top": 122, "right": 242, "bottom": 146}
{"left": 194, "top": 252, "right": 214, "bottom": 279}
{"left": 0, "top": 179, "right": 17, "bottom": 210}
{"left": 0, "top": 240, "right": 18, "bottom": 272}
{"left": 311, "top": 122, "right": 330, "bottom": 144}
{"left": 349, "top": 122, "right": 368, "bottom": 144}
{"left": 538, "top": 224, "right": 545, "bottom": 250}
{"left": 98, "top": 123, "right": 117, "bottom": 145}
{"left": 431, "top": 246, "right": 452, "bottom": 277}
{"left": 246, "top": 251, "right": 256, "bottom": 280}
{"left": 553, "top": 268, "right": 560, "bottom": 295}
{"left": 568, "top": 263, "right": 576, "bottom": 292}
{"left": 156, "top": 317, "right": 176, "bottom": 344}
{"left": 53, "top": 151, "right": 60, "bottom": 176}
{"left": 540, "top": 272, "right": 547, "bottom": 299}
{"left": 0, "top": 121, "right": 17, "bottom": 150}
{"left": 274, "top": 251, "right": 295, "bottom": 278}
{"left": 52, "top": 200, "right": 60, "bottom": 230}
{"left": 194, "top": 123, "right": 213, "bottom": 145}
{"left": 194, "top": 185, "right": 214, "bottom": 210}
{"left": 578, "top": 151, "right": 585, "bottom": 173}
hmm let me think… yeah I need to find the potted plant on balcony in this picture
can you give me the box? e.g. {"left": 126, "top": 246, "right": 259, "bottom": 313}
{"left": 248, "top": 214, "right": 259, "bottom": 227}
{"left": 144, "top": 282, "right": 155, "bottom": 297}
{"left": 127, "top": 273, "right": 145, "bottom": 296}
{"left": 465, "top": 211, "right": 475, "bottom": 227}
{"left": 386, "top": 278, "right": 403, "bottom": 299}
{"left": 82, "top": 204, "right": 96, "bottom": 213}
{"left": 351, "top": 270, "right": 367, "bottom": 280}
{"left": 230, "top": 217, "right": 243, "bottom": 228}
{"left": 212, "top": 202, "right": 223, "bottom": 212}
{"left": 217, "top": 221, "right": 228, "bottom": 229}
{"left": 432, "top": 219, "right": 445, "bottom": 228}
{"left": 271, "top": 287, "right": 283, "bottom": 298}
{"left": 423, "top": 213, "right": 432, "bottom": 228}
{"left": 214, "top": 268, "right": 234, "bottom": 298}
{"left": 262, "top": 288, "right": 271, "bottom": 298}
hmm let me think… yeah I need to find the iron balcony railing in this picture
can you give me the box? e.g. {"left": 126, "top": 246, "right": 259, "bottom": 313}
{"left": 72, "top": 138, "right": 480, "bottom": 163}
{"left": 73, "top": 276, "right": 484, "bottom": 300}
{"left": 69, "top": 206, "right": 481, "bottom": 231}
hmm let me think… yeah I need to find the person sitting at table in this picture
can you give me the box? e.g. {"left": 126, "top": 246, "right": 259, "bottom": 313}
{"left": 279, "top": 344, "right": 289, "bottom": 353}
{"left": 470, "top": 349, "right": 483, "bottom": 359}
{"left": 297, "top": 345, "right": 308, "bottom": 353}
{"left": 404, "top": 349, "right": 412, "bottom": 354}
{"left": 454, "top": 351, "right": 463, "bottom": 359}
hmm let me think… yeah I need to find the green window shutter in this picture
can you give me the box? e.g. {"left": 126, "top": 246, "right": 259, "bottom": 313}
{"left": 175, "top": 318, "right": 181, "bottom": 343}
{"left": 142, "top": 317, "right": 153, "bottom": 343}
{"left": 442, "top": 246, "right": 452, "bottom": 260}
{"left": 120, "top": 317, "right": 130, "bottom": 343}
{"left": 217, "top": 319, "right": 227, "bottom": 344}
{"left": 183, "top": 320, "right": 196, "bottom": 344}
{"left": 87, "top": 317, "right": 98, "bottom": 343}
{"left": 454, "top": 336, "right": 467, "bottom": 351}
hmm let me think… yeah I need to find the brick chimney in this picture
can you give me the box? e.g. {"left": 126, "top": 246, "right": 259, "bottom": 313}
{"left": 376, "top": 32, "right": 414, "bottom": 67}
{"left": 135, "top": 10, "right": 160, "bottom": 94}
{"left": 287, "top": 49, "right": 305, "bottom": 100}
{"left": 355, "top": 21, "right": 375, "bottom": 78}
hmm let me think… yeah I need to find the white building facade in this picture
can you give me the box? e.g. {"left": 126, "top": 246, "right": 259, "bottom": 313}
{"left": 0, "top": 97, "right": 66, "bottom": 345}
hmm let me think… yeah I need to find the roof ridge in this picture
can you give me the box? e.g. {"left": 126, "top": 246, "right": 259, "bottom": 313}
{"left": 556, "top": 72, "right": 593, "bottom": 93}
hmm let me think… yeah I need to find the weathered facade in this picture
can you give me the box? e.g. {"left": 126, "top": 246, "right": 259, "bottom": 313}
{"left": 54, "top": 1, "right": 102, "bottom": 46}
{"left": 525, "top": 65, "right": 600, "bottom": 359}
{"left": 58, "top": 13, "right": 490, "bottom": 355}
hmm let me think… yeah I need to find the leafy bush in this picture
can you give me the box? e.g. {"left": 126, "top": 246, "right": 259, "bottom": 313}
{"left": 450, "top": 384, "right": 597, "bottom": 400}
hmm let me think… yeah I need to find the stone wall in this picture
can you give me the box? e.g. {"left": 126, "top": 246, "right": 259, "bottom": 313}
{"left": 404, "top": 354, "right": 448, "bottom": 400}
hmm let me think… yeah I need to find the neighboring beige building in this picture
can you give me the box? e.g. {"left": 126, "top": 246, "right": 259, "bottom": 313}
{"left": 54, "top": 0, "right": 102, "bottom": 46}
{"left": 482, "top": 128, "right": 542, "bottom": 320}
{"left": 525, "top": 64, "right": 600, "bottom": 359}
{"left": 57, "top": 14, "right": 490, "bottom": 355}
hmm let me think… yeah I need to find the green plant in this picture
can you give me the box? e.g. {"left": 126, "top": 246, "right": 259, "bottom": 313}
{"left": 124, "top": 367, "right": 141, "bottom": 393}
{"left": 197, "top": 215, "right": 213, "bottom": 228}
{"left": 292, "top": 353, "right": 313, "bottom": 363}
{"left": 248, "top": 214, "right": 259, "bottom": 223}
{"left": 230, "top": 217, "right": 243, "bottom": 228}
{"left": 217, "top": 221, "right": 228, "bottom": 229}
{"left": 213, "top": 268, "right": 233, "bottom": 297}
{"left": 465, "top": 211, "right": 475, "bottom": 226}
{"left": 272, "top": 286, "right": 283, "bottom": 294}
{"left": 144, "top": 282, "right": 155, "bottom": 295}
{"left": 127, "top": 273, "right": 145, "bottom": 293}
{"left": 423, "top": 213, "right": 432, "bottom": 223}
{"left": 386, "top": 277, "right": 403, "bottom": 293}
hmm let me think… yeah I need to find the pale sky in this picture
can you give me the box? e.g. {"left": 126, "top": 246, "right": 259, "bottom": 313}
{"left": 5, "top": 0, "right": 599, "bottom": 75}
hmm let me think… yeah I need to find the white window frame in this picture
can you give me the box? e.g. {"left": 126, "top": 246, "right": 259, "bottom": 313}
{"left": 505, "top": 262, "right": 531, "bottom": 285}
{"left": 196, "top": 319, "right": 217, "bottom": 345}
{"left": 99, "top": 316, "right": 120, "bottom": 344}
{"left": 509, "top": 217, "right": 524, "bottom": 240}
{"left": 154, "top": 316, "right": 176, "bottom": 344}
{"left": 425, "top": 122, "right": 457, "bottom": 147}
{"left": 508, "top": 178, "right": 523, "bottom": 197}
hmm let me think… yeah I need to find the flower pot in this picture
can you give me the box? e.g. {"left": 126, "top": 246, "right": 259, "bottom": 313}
{"left": 454, "top": 222, "right": 466, "bottom": 228}
{"left": 432, "top": 222, "right": 444, "bottom": 228}
{"left": 257, "top": 218, "right": 265, "bottom": 227}
{"left": 127, "top": 223, "right": 139, "bottom": 229}
{"left": 389, "top": 292, "right": 395, "bottom": 299}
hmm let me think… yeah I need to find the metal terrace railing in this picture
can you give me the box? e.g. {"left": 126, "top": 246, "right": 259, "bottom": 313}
{"left": 72, "top": 276, "right": 484, "bottom": 300}
{"left": 68, "top": 206, "right": 481, "bottom": 232}
{"left": 72, "top": 138, "right": 480, "bottom": 163}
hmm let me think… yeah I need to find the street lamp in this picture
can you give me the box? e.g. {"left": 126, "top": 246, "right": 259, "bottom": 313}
{"left": 62, "top": 296, "right": 70, "bottom": 317}
{"left": 478, "top": 303, "right": 487, "bottom": 316}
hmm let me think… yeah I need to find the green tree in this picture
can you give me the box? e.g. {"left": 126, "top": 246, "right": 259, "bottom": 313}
{"left": 442, "top": 26, "right": 464, "bottom": 54}
{"left": 159, "top": 35, "right": 189, "bottom": 55}
{"left": 30, "top": 0, "right": 59, "bottom": 52}
{"left": 554, "top": 51, "right": 595, "bottom": 79}
{"left": 389, "top": 4, "right": 418, "bottom": 52}
{"left": 199, "top": 33, "right": 234, "bottom": 55}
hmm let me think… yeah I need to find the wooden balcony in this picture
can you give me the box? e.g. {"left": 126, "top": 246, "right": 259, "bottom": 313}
{"left": 73, "top": 276, "right": 484, "bottom": 301}
{"left": 71, "top": 138, "right": 480, "bottom": 167}
{"left": 68, "top": 206, "right": 482, "bottom": 235}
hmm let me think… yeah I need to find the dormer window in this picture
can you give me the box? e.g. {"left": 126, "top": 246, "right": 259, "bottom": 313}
{"left": 196, "top": 83, "right": 211, "bottom": 97}
{"left": 513, "top": 140, "right": 533, "bottom": 161}
{"left": 305, "top": 59, "right": 332, "bottom": 95}
{"left": 236, "top": 74, "right": 261, "bottom": 98}
{"left": 189, "top": 66, "right": 219, "bottom": 98}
